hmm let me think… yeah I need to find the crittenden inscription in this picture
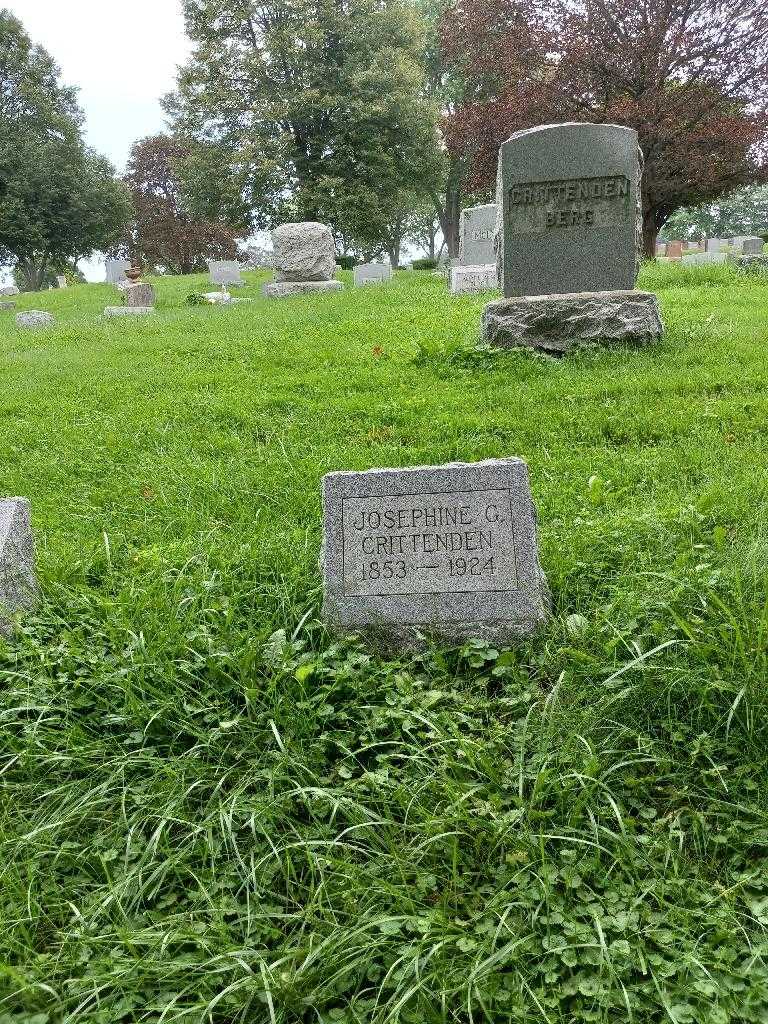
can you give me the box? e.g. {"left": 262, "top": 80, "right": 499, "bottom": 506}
{"left": 342, "top": 489, "right": 518, "bottom": 597}
{"left": 507, "top": 175, "right": 631, "bottom": 234}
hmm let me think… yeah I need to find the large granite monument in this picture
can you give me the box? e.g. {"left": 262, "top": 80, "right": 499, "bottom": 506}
{"left": 323, "top": 459, "right": 549, "bottom": 648}
{"left": 482, "top": 123, "right": 662, "bottom": 353}
{"left": 263, "top": 222, "right": 343, "bottom": 298}
{"left": 0, "top": 498, "right": 38, "bottom": 632}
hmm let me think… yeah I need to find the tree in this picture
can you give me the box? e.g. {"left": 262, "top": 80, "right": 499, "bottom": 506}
{"left": 114, "top": 135, "right": 241, "bottom": 275}
{"left": 441, "top": 0, "right": 768, "bottom": 257}
{"left": 0, "top": 12, "right": 131, "bottom": 289}
{"left": 662, "top": 184, "right": 768, "bottom": 240}
{"left": 164, "top": 0, "right": 442, "bottom": 253}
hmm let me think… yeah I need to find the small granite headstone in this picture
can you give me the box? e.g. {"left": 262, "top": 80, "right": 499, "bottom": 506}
{"left": 459, "top": 204, "right": 497, "bottom": 266}
{"left": 0, "top": 302, "right": 15, "bottom": 311}
{"left": 16, "top": 311, "right": 54, "bottom": 329}
{"left": 0, "top": 498, "right": 38, "bottom": 632}
{"left": 665, "top": 241, "right": 683, "bottom": 258}
{"left": 56, "top": 276, "right": 67, "bottom": 288}
{"left": 208, "top": 260, "right": 245, "bottom": 287}
{"left": 105, "top": 259, "right": 130, "bottom": 285}
{"left": 740, "top": 237, "right": 764, "bottom": 255}
{"left": 353, "top": 263, "right": 393, "bottom": 287}
{"left": 322, "top": 459, "right": 549, "bottom": 649}
{"left": 124, "top": 282, "right": 155, "bottom": 308}
{"left": 682, "top": 252, "right": 726, "bottom": 265}
{"left": 450, "top": 264, "right": 498, "bottom": 294}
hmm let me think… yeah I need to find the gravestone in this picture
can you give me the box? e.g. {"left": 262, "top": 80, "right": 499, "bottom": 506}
{"left": 655, "top": 242, "right": 666, "bottom": 257}
{"left": 459, "top": 203, "right": 497, "bottom": 266}
{"left": 682, "top": 252, "right": 726, "bottom": 265}
{"left": 665, "top": 241, "right": 683, "bottom": 258}
{"left": 104, "top": 306, "right": 156, "bottom": 317}
{"left": 124, "top": 282, "right": 155, "bottom": 307}
{"left": 353, "top": 263, "right": 393, "bottom": 287}
{"left": 263, "top": 222, "right": 342, "bottom": 298}
{"left": 706, "top": 238, "right": 727, "bottom": 253}
{"left": 208, "top": 260, "right": 245, "bottom": 287}
{"left": 105, "top": 259, "right": 130, "bottom": 285}
{"left": 482, "top": 123, "right": 662, "bottom": 352}
{"left": 740, "top": 237, "right": 764, "bottom": 255}
{"left": 0, "top": 498, "right": 37, "bottom": 631}
{"left": 450, "top": 265, "right": 498, "bottom": 295}
{"left": 322, "top": 459, "right": 549, "bottom": 649}
{"left": 56, "top": 276, "right": 67, "bottom": 288}
{"left": 16, "top": 311, "right": 54, "bottom": 328}
{"left": 0, "top": 285, "right": 19, "bottom": 297}
{"left": 0, "top": 302, "right": 15, "bottom": 311}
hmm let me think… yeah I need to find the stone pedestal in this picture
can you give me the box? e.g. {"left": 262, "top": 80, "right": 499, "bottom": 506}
{"left": 482, "top": 290, "right": 662, "bottom": 354}
{"left": 0, "top": 498, "right": 38, "bottom": 632}
{"left": 124, "top": 282, "right": 155, "bottom": 307}
{"left": 451, "top": 265, "right": 498, "bottom": 295}
{"left": 262, "top": 280, "right": 343, "bottom": 299}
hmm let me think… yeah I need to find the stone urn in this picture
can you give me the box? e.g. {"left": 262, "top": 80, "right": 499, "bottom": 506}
{"left": 126, "top": 266, "right": 142, "bottom": 283}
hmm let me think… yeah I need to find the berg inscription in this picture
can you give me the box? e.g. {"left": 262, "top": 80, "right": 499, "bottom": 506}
{"left": 508, "top": 175, "right": 631, "bottom": 234}
{"left": 323, "top": 459, "right": 549, "bottom": 649}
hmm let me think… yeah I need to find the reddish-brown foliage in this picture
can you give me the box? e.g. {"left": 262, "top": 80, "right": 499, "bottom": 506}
{"left": 117, "top": 135, "right": 240, "bottom": 276}
{"left": 441, "top": 0, "right": 768, "bottom": 254}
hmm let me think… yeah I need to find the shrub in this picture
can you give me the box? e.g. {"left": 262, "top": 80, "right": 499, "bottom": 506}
{"left": 335, "top": 255, "right": 356, "bottom": 270}
{"left": 412, "top": 257, "right": 438, "bottom": 270}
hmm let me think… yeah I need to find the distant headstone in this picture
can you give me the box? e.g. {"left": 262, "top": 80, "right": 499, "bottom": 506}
{"left": 104, "top": 306, "right": 156, "bottom": 317}
{"left": 263, "top": 222, "right": 342, "bottom": 298}
{"left": 208, "top": 260, "right": 245, "bottom": 287}
{"left": 655, "top": 242, "right": 665, "bottom": 257}
{"left": 0, "top": 498, "right": 37, "bottom": 631}
{"left": 482, "top": 122, "right": 662, "bottom": 353}
{"left": 740, "top": 237, "right": 764, "bottom": 255}
{"left": 665, "top": 241, "right": 683, "bottom": 259}
{"left": 0, "top": 285, "right": 20, "bottom": 297}
{"left": 105, "top": 259, "right": 130, "bottom": 285}
{"left": 459, "top": 203, "right": 497, "bottom": 266}
{"left": 353, "top": 263, "right": 392, "bottom": 287}
{"left": 450, "top": 265, "right": 498, "bottom": 294}
{"left": 56, "top": 276, "right": 67, "bottom": 289}
{"left": 0, "top": 302, "right": 15, "bottom": 311}
{"left": 706, "top": 238, "right": 727, "bottom": 253}
{"left": 16, "top": 311, "right": 54, "bottom": 328}
{"left": 322, "top": 459, "right": 549, "bottom": 648}
{"left": 124, "top": 282, "right": 155, "bottom": 307}
{"left": 681, "top": 252, "right": 726, "bottom": 265}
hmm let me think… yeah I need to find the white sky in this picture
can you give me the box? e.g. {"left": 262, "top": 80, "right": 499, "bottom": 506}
{"left": 7, "top": 0, "right": 191, "bottom": 172}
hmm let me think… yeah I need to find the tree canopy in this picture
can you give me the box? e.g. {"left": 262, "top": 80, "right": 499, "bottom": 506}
{"left": 165, "top": 0, "right": 442, "bottom": 260}
{"left": 0, "top": 11, "right": 131, "bottom": 289}
{"left": 112, "top": 135, "right": 241, "bottom": 275}
{"left": 440, "top": 0, "right": 768, "bottom": 256}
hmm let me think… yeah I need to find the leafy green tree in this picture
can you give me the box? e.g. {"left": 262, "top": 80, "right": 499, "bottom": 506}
{"left": 165, "top": 0, "right": 442, "bottom": 254}
{"left": 662, "top": 185, "right": 768, "bottom": 241}
{"left": 0, "top": 11, "right": 131, "bottom": 290}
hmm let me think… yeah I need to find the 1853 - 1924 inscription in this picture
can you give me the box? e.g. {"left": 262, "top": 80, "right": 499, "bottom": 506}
{"left": 322, "top": 460, "right": 550, "bottom": 649}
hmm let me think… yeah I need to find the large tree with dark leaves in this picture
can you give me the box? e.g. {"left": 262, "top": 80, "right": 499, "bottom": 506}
{"left": 0, "top": 11, "right": 130, "bottom": 289}
{"left": 441, "top": 0, "right": 768, "bottom": 257}
{"left": 113, "top": 135, "right": 241, "bottom": 275}
{"left": 164, "top": 0, "right": 442, "bottom": 256}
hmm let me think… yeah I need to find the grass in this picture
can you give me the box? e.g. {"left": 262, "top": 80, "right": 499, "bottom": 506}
{"left": 1, "top": 261, "right": 768, "bottom": 1022}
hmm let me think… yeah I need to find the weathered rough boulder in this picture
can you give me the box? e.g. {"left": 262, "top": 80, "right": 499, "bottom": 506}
{"left": 0, "top": 285, "right": 20, "bottom": 297}
{"left": 16, "top": 311, "right": 54, "bottom": 329}
{"left": 0, "top": 498, "right": 38, "bottom": 632}
{"left": 262, "top": 280, "right": 343, "bottom": 299}
{"left": 272, "top": 222, "right": 337, "bottom": 281}
{"left": 482, "top": 290, "right": 663, "bottom": 354}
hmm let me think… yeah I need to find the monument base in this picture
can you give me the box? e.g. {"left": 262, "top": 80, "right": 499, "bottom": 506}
{"left": 262, "top": 280, "right": 343, "bottom": 299}
{"left": 482, "top": 290, "right": 663, "bottom": 355}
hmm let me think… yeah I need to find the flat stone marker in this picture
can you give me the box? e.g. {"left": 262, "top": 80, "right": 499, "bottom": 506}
{"left": 459, "top": 203, "right": 497, "bottom": 266}
{"left": 681, "top": 252, "right": 726, "bottom": 265}
{"left": 104, "top": 306, "right": 156, "bottom": 317}
{"left": 105, "top": 259, "right": 130, "bottom": 285}
{"left": 16, "top": 311, "right": 54, "bottom": 328}
{"left": 208, "top": 260, "right": 245, "bottom": 287}
{"left": 323, "top": 459, "right": 549, "bottom": 648}
{"left": 353, "top": 263, "right": 392, "bottom": 287}
{"left": 451, "top": 264, "right": 498, "bottom": 294}
{"left": 0, "top": 498, "right": 37, "bottom": 631}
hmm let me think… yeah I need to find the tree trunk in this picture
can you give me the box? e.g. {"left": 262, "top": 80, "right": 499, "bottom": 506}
{"left": 642, "top": 211, "right": 658, "bottom": 260}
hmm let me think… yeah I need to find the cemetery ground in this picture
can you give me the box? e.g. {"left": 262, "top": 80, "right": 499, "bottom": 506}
{"left": 1, "top": 262, "right": 768, "bottom": 1023}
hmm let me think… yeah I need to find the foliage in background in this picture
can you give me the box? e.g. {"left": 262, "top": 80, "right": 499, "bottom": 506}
{"left": 440, "top": 0, "right": 768, "bottom": 258}
{"left": 0, "top": 11, "right": 131, "bottom": 290}
{"left": 111, "top": 135, "right": 241, "bottom": 276}
{"left": 165, "top": 0, "right": 442, "bottom": 264}
{"left": 662, "top": 183, "right": 768, "bottom": 241}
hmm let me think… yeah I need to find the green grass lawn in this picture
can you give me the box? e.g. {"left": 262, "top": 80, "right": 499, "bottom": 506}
{"left": 1, "top": 263, "right": 768, "bottom": 1022}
